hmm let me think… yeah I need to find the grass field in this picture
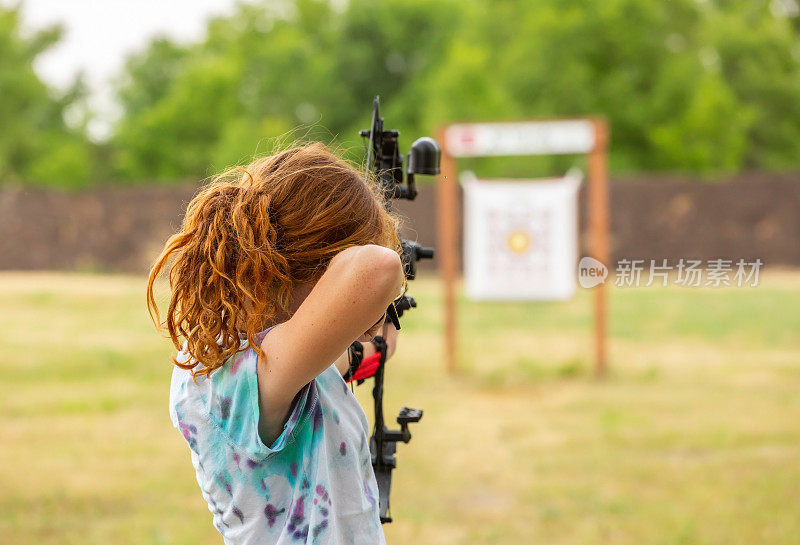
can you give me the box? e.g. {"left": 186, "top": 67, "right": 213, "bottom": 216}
{"left": 1, "top": 270, "right": 799, "bottom": 544}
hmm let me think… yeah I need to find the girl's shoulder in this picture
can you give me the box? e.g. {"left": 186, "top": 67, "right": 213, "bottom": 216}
{"left": 169, "top": 340, "right": 320, "bottom": 460}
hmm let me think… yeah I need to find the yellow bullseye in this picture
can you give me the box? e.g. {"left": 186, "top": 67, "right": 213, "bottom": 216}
{"left": 506, "top": 230, "right": 531, "bottom": 253}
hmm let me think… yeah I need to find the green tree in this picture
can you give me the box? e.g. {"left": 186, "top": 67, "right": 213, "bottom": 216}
{"left": 0, "top": 5, "right": 94, "bottom": 188}
{"left": 110, "top": 0, "right": 462, "bottom": 181}
{"left": 109, "top": 0, "right": 800, "bottom": 182}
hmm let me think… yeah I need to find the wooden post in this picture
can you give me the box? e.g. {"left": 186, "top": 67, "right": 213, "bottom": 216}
{"left": 588, "top": 119, "right": 610, "bottom": 376}
{"left": 437, "top": 127, "right": 458, "bottom": 374}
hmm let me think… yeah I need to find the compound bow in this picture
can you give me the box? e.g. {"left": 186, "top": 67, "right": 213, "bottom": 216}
{"left": 355, "top": 96, "right": 440, "bottom": 523}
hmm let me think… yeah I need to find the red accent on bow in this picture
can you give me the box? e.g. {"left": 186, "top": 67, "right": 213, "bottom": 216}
{"left": 347, "top": 352, "right": 381, "bottom": 382}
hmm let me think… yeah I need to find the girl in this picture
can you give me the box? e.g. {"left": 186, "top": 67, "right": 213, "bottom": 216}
{"left": 146, "top": 142, "right": 407, "bottom": 545}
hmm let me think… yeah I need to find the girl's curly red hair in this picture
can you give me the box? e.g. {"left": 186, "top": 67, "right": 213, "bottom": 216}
{"left": 146, "top": 142, "right": 406, "bottom": 380}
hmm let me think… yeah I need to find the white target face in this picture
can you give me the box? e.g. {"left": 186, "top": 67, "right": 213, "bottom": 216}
{"left": 462, "top": 173, "right": 581, "bottom": 301}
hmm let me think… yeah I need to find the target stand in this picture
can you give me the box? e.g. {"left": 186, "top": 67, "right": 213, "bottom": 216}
{"left": 436, "top": 118, "right": 610, "bottom": 376}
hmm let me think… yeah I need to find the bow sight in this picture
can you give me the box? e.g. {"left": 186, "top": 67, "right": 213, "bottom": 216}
{"left": 359, "top": 96, "right": 440, "bottom": 523}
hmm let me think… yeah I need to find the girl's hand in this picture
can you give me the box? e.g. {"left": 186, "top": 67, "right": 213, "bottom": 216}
{"left": 358, "top": 314, "right": 399, "bottom": 360}
{"left": 334, "top": 316, "right": 400, "bottom": 377}
{"left": 357, "top": 312, "right": 386, "bottom": 343}
{"left": 377, "top": 320, "right": 399, "bottom": 360}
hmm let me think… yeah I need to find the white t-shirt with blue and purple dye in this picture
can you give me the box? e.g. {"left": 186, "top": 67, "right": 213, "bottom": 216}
{"left": 168, "top": 325, "right": 386, "bottom": 545}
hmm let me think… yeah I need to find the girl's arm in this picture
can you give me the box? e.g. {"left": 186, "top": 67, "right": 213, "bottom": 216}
{"left": 256, "top": 244, "right": 404, "bottom": 444}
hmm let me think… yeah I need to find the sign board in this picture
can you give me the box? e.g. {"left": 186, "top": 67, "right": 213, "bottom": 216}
{"left": 445, "top": 120, "right": 595, "bottom": 157}
{"left": 462, "top": 170, "right": 582, "bottom": 301}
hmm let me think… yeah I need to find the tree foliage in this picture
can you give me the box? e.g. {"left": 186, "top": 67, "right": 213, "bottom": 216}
{"left": 0, "top": 5, "right": 95, "bottom": 188}
{"left": 6, "top": 0, "right": 800, "bottom": 186}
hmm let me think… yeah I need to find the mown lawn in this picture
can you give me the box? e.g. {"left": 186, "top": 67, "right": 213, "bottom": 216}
{"left": 1, "top": 271, "right": 798, "bottom": 544}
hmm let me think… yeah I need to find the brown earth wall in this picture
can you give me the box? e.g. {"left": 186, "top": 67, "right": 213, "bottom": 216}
{"left": 1, "top": 172, "right": 798, "bottom": 273}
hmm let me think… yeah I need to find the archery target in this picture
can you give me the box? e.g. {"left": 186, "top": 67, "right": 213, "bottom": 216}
{"left": 461, "top": 171, "right": 581, "bottom": 301}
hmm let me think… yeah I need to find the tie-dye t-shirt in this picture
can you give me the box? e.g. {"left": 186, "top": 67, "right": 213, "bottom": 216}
{"left": 168, "top": 325, "right": 386, "bottom": 545}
